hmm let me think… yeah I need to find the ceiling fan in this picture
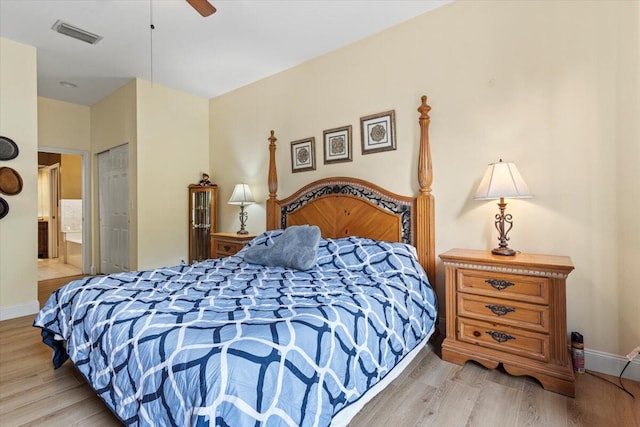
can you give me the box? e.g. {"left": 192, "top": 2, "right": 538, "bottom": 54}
{"left": 185, "top": 0, "right": 217, "bottom": 17}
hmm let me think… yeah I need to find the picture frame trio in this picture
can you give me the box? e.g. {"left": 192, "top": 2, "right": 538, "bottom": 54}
{"left": 290, "top": 110, "right": 396, "bottom": 173}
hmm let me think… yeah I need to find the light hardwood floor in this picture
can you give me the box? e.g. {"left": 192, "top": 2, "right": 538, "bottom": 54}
{"left": 37, "top": 258, "right": 82, "bottom": 281}
{"left": 0, "top": 279, "right": 637, "bottom": 427}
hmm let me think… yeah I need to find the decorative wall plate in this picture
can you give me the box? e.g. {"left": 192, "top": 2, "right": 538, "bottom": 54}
{"left": 0, "top": 167, "right": 23, "bottom": 195}
{"left": 0, "top": 197, "right": 8, "bottom": 219}
{"left": 0, "top": 136, "right": 19, "bottom": 161}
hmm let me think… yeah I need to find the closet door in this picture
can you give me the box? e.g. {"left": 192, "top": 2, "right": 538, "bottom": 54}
{"left": 98, "top": 144, "right": 129, "bottom": 274}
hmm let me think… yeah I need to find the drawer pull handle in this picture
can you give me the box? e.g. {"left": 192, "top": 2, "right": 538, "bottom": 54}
{"left": 223, "top": 245, "right": 232, "bottom": 252}
{"left": 485, "top": 304, "right": 515, "bottom": 316}
{"left": 486, "top": 330, "right": 515, "bottom": 343}
{"left": 473, "top": 331, "right": 481, "bottom": 338}
{"left": 485, "top": 279, "right": 515, "bottom": 290}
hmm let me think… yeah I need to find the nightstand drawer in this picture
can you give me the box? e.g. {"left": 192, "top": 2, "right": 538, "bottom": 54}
{"left": 211, "top": 232, "right": 256, "bottom": 258}
{"left": 458, "top": 318, "right": 550, "bottom": 362}
{"left": 457, "top": 293, "right": 549, "bottom": 333}
{"left": 457, "top": 269, "right": 549, "bottom": 304}
{"left": 214, "top": 240, "right": 244, "bottom": 257}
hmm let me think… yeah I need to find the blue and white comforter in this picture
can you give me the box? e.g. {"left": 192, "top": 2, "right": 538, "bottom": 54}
{"left": 34, "top": 232, "right": 437, "bottom": 427}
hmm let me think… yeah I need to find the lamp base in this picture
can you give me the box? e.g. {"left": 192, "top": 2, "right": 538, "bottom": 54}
{"left": 492, "top": 246, "right": 517, "bottom": 256}
{"left": 236, "top": 205, "right": 249, "bottom": 235}
{"left": 491, "top": 199, "right": 517, "bottom": 256}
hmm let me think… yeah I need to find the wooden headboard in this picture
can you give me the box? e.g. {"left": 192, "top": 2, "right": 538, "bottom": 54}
{"left": 265, "top": 96, "right": 435, "bottom": 285}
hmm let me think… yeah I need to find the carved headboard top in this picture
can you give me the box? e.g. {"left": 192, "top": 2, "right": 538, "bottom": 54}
{"left": 278, "top": 177, "right": 415, "bottom": 244}
{"left": 265, "top": 96, "right": 435, "bottom": 285}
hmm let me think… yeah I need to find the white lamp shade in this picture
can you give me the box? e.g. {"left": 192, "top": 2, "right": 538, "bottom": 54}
{"left": 228, "top": 183, "right": 255, "bottom": 205}
{"left": 474, "top": 160, "right": 532, "bottom": 200}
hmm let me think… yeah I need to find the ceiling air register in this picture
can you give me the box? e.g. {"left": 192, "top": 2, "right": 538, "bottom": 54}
{"left": 52, "top": 20, "right": 103, "bottom": 45}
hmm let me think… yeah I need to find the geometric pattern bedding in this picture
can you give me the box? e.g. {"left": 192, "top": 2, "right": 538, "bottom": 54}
{"left": 34, "top": 232, "right": 437, "bottom": 427}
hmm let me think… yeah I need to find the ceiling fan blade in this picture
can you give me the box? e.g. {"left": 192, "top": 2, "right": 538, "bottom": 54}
{"left": 185, "top": 0, "right": 216, "bottom": 17}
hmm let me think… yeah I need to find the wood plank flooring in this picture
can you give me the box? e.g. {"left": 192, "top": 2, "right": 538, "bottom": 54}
{"left": 0, "top": 279, "right": 637, "bottom": 427}
{"left": 37, "top": 275, "right": 85, "bottom": 309}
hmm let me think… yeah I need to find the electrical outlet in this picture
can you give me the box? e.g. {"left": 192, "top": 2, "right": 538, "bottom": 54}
{"left": 626, "top": 346, "right": 640, "bottom": 361}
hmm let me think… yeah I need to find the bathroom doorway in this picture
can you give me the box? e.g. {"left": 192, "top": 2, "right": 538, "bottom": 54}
{"left": 37, "top": 148, "right": 90, "bottom": 281}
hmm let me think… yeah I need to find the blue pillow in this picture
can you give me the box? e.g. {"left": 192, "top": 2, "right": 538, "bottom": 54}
{"left": 242, "top": 229, "right": 284, "bottom": 250}
{"left": 244, "top": 225, "right": 321, "bottom": 270}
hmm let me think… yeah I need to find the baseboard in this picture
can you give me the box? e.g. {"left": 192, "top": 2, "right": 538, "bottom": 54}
{"left": 585, "top": 347, "right": 640, "bottom": 381}
{"left": 0, "top": 300, "right": 40, "bottom": 321}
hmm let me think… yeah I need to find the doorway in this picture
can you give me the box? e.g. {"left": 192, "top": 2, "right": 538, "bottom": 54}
{"left": 37, "top": 148, "right": 90, "bottom": 281}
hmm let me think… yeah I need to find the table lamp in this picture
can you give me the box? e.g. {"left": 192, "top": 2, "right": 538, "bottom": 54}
{"left": 474, "top": 159, "right": 532, "bottom": 256}
{"left": 228, "top": 183, "right": 255, "bottom": 235}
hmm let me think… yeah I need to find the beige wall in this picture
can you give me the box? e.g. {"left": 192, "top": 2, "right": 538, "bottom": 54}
{"left": 0, "top": 38, "right": 38, "bottom": 317}
{"left": 2, "top": 1, "right": 635, "bottom": 360}
{"left": 60, "top": 154, "right": 82, "bottom": 199}
{"left": 135, "top": 79, "right": 210, "bottom": 269}
{"left": 616, "top": 0, "right": 640, "bottom": 358}
{"left": 210, "top": 1, "right": 639, "bottom": 357}
{"left": 90, "top": 80, "right": 138, "bottom": 271}
{"left": 38, "top": 97, "right": 90, "bottom": 151}
{"left": 39, "top": 79, "right": 209, "bottom": 274}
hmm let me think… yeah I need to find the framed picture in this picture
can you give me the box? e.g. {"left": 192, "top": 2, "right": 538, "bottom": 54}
{"left": 323, "top": 125, "right": 352, "bottom": 164}
{"left": 290, "top": 137, "right": 316, "bottom": 173}
{"left": 360, "top": 110, "right": 396, "bottom": 154}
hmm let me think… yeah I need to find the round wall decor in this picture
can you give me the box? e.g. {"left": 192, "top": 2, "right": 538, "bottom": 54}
{"left": 0, "top": 136, "right": 19, "bottom": 161}
{"left": 0, "top": 197, "right": 8, "bottom": 219}
{"left": 0, "top": 167, "right": 23, "bottom": 195}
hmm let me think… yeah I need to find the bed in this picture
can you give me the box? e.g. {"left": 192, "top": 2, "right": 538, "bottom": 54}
{"left": 34, "top": 96, "right": 437, "bottom": 427}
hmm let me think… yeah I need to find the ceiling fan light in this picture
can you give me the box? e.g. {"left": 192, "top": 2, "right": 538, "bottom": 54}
{"left": 52, "top": 20, "right": 103, "bottom": 45}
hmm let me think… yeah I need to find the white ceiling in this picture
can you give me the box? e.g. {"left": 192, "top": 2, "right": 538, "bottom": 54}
{"left": 0, "top": 0, "right": 452, "bottom": 106}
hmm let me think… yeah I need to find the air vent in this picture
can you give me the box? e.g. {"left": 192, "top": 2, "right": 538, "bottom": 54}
{"left": 52, "top": 20, "right": 103, "bottom": 45}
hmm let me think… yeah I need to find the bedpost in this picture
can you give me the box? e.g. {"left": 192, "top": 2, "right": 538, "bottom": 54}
{"left": 416, "top": 96, "right": 436, "bottom": 286}
{"left": 266, "top": 130, "right": 279, "bottom": 230}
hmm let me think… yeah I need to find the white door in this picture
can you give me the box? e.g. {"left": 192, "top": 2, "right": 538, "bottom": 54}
{"left": 48, "top": 163, "right": 60, "bottom": 258}
{"left": 98, "top": 144, "right": 129, "bottom": 274}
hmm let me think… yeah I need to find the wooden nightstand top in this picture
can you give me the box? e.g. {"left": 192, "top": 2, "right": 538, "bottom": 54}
{"left": 439, "top": 249, "right": 574, "bottom": 276}
{"left": 211, "top": 232, "right": 257, "bottom": 242}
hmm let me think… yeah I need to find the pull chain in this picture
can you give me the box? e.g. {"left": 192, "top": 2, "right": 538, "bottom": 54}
{"left": 149, "top": 0, "right": 155, "bottom": 86}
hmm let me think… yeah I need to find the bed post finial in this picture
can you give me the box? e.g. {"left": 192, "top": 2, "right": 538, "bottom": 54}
{"left": 416, "top": 96, "right": 435, "bottom": 286}
{"left": 417, "top": 95, "right": 433, "bottom": 195}
{"left": 267, "top": 130, "right": 279, "bottom": 230}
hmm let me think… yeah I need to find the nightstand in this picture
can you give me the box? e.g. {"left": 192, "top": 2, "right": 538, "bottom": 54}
{"left": 211, "top": 232, "right": 257, "bottom": 258}
{"left": 439, "top": 249, "right": 575, "bottom": 396}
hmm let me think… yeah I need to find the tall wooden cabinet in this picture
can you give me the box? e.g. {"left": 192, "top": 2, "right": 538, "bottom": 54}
{"left": 188, "top": 185, "right": 217, "bottom": 263}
